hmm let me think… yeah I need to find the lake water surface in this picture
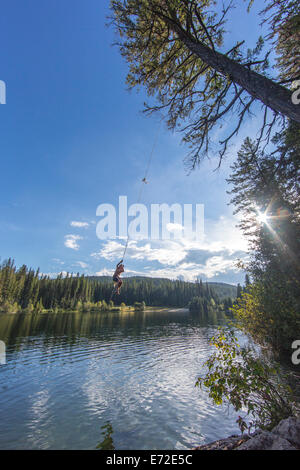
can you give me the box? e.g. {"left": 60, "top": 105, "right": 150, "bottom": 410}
{"left": 0, "top": 309, "right": 246, "bottom": 450}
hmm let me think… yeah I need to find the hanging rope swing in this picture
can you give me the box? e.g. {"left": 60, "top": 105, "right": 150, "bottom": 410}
{"left": 110, "top": 121, "right": 162, "bottom": 300}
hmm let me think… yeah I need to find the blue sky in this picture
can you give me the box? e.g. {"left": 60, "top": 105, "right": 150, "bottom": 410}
{"left": 0, "top": 0, "right": 266, "bottom": 285}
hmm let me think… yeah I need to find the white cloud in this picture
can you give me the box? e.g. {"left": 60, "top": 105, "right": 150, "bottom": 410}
{"left": 90, "top": 215, "right": 248, "bottom": 281}
{"left": 70, "top": 221, "right": 89, "bottom": 228}
{"left": 166, "top": 222, "right": 184, "bottom": 233}
{"left": 64, "top": 234, "right": 83, "bottom": 250}
{"left": 92, "top": 215, "right": 247, "bottom": 259}
{"left": 92, "top": 239, "right": 186, "bottom": 266}
{"left": 76, "top": 261, "right": 89, "bottom": 269}
{"left": 52, "top": 258, "right": 65, "bottom": 265}
{"left": 95, "top": 268, "right": 112, "bottom": 276}
{"left": 117, "top": 257, "right": 240, "bottom": 281}
{"left": 91, "top": 240, "right": 123, "bottom": 260}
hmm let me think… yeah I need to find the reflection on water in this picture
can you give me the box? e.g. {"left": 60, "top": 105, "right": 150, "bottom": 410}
{"left": 0, "top": 309, "right": 244, "bottom": 450}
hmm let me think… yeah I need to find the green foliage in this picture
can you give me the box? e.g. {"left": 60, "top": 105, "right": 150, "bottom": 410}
{"left": 0, "top": 301, "right": 21, "bottom": 314}
{"left": 205, "top": 282, "right": 237, "bottom": 299}
{"left": 260, "top": 0, "right": 300, "bottom": 83}
{"left": 109, "top": 0, "right": 289, "bottom": 167}
{"left": 96, "top": 422, "right": 115, "bottom": 450}
{"left": 0, "top": 259, "right": 236, "bottom": 313}
{"left": 227, "top": 122, "right": 300, "bottom": 354}
{"left": 189, "top": 296, "right": 208, "bottom": 315}
{"left": 35, "top": 298, "right": 44, "bottom": 313}
{"left": 134, "top": 301, "right": 146, "bottom": 311}
{"left": 189, "top": 284, "right": 234, "bottom": 317}
{"left": 231, "top": 282, "right": 300, "bottom": 354}
{"left": 223, "top": 296, "right": 233, "bottom": 316}
{"left": 25, "top": 302, "right": 34, "bottom": 314}
{"left": 196, "top": 329, "right": 295, "bottom": 433}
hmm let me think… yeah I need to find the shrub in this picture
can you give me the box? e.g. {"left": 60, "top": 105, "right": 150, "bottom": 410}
{"left": 134, "top": 301, "right": 145, "bottom": 311}
{"left": 231, "top": 282, "right": 300, "bottom": 355}
{"left": 196, "top": 328, "right": 295, "bottom": 433}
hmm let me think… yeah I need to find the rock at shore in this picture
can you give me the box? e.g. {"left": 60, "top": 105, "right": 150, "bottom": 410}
{"left": 194, "top": 417, "right": 300, "bottom": 450}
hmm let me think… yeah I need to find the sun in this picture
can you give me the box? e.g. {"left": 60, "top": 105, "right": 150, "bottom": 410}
{"left": 257, "top": 211, "right": 269, "bottom": 224}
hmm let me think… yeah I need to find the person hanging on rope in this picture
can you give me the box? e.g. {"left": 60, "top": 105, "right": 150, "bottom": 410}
{"left": 142, "top": 177, "right": 148, "bottom": 184}
{"left": 112, "top": 260, "right": 124, "bottom": 295}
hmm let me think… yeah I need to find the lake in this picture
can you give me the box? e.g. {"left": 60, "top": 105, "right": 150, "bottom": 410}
{"left": 0, "top": 308, "right": 246, "bottom": 450}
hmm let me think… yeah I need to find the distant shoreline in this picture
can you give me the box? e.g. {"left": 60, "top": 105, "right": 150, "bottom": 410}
{"left": 0, "top": 306, "right": 190, "bottom": 315}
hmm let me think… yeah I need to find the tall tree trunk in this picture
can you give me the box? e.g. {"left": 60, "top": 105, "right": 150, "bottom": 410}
{"left": 172, "top": 27, "right": 300, "bottom": 123}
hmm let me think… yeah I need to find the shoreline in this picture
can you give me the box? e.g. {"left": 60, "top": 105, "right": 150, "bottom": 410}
{"left": 193, "top": 417, "right": 300, "bottom": 450}
{"left": 0, "top": 306, "right": 190, "bottom": 315}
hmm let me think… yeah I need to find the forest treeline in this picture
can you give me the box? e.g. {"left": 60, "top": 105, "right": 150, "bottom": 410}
{"left": 0, "top": 258, "right": 235, "bottom": 313}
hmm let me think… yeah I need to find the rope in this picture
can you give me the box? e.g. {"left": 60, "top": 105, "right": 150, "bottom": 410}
{"left": 109, "top": 121, "right": 162, "bottom": 301}
{"left": 121, "top": 120, "right": 162, "bottom": 261}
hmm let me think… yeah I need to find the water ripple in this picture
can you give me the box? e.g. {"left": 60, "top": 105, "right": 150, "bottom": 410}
{"left": 0, "top": 310, "right": 243, "bottom": 449}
